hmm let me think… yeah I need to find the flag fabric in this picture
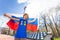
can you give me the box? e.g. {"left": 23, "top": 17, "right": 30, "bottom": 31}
{"left": 7, "top": 19, "right": 19, "bottom": 30}
{"left": 27, "top": 24, "right": 37, "bottom": 32}
{"left": 7, "top": 18, "right": 38, "bottom": 32}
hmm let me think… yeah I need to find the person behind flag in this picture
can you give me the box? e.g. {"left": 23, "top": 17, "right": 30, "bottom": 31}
{"left": 4, "top": 13, "right": 36, "bottom": 40}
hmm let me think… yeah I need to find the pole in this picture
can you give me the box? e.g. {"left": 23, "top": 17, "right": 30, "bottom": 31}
{"left": 24, "top": 6, "right": 26, "bottom": 13}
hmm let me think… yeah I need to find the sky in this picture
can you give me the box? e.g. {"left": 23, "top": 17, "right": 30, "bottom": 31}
{"left": 0, "top": 0, "right": 26, "bottom": 15}
{"left": 0, "top": 0, "right": 27, "bottom": 28}
{"left": 0, "top": 0, "right": 60, "bottom": 28}
{"left": 0, "top": 0, "right": 60, "bottom": 17}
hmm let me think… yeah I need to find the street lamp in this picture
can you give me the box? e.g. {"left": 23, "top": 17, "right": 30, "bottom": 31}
{"left": 24, "top": 6, "right": 26, "bottom": 13}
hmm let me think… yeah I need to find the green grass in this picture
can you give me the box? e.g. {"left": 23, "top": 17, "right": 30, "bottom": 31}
{"left": 54, "top": 37, "right": 60, "bottom": 40}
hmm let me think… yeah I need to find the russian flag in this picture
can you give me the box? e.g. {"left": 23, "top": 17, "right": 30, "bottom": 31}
{"left": 7, "top": 18, "right": 38, "bottom": 32}
{"left": 27, "top": 18, "right": 38, "bottom": 32}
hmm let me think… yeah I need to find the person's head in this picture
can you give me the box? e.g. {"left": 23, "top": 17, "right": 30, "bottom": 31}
{"left": 23, "top": 13, "right": 29, "bottom": 20}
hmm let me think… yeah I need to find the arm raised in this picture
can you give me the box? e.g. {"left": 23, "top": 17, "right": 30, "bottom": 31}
{"left": 4, "top": 13, "right": 19, "bottom": 20}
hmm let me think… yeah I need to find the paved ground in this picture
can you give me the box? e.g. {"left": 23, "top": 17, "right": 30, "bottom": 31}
{"left": 0, "top": 34, "right": 14, "bottom": 40}
{"left": 0, "top": 34, "right": 32, "bottom": 40}
{"left": 44, "top": 35, "right": 52, "bottom": 40}
{"left": 0, "top": 34, "right": 50, "bottom": 40}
